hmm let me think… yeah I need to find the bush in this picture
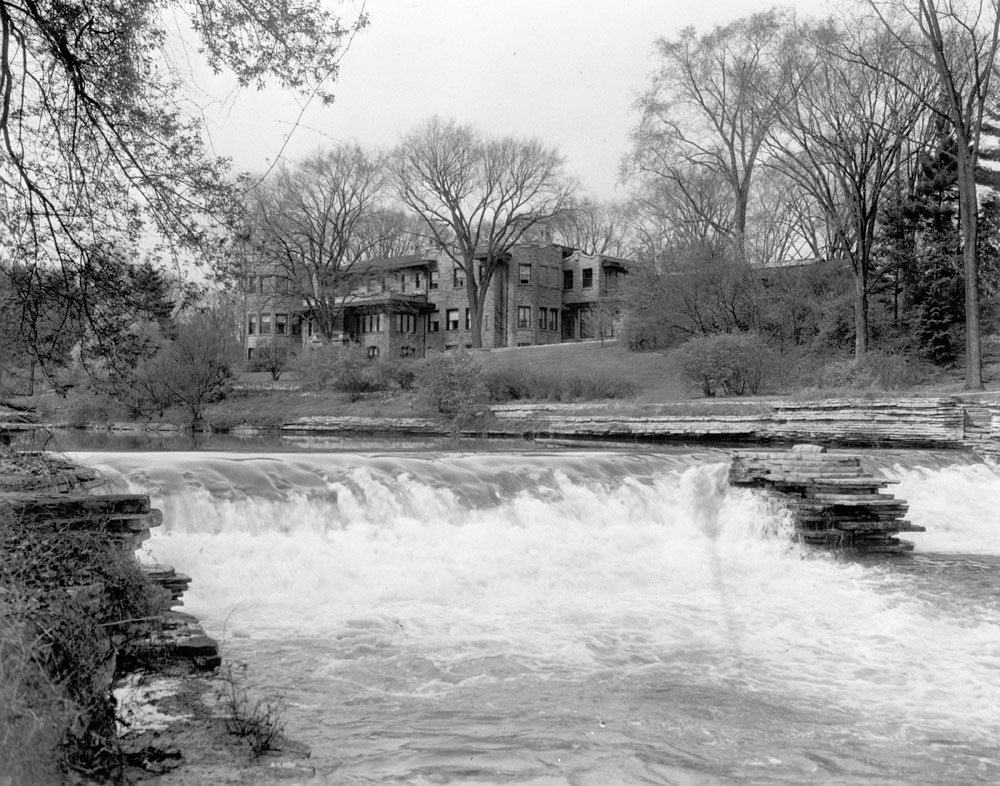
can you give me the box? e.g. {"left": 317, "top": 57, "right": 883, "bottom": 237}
{"left": 60, "top": 390, "right": 124, "bottom": 427}
{"left": 376, "top": 357, "right": 418, "bottom": 391}
{"left": 484, "top": 366, "right": 636, "bottom": 402}
{"left": 675, "top": 332, "right": 774, "bottom": 397}
{"left": 0, "top": 509, "right": 170, "bottom": 781}
{"left": 0, "top": 594, "right": 72, "bottom": 785}
{"left": 217, "top": 661, "right": 287, "bottom": 758}
{"left": 294, "top": 344, "right": 380, "bottom": 400}
{"left": 816, "top": 350, "right": 932, "bottom": 391}
{"left": 247, "top": 342, "right": 294, "bottom": 381}
{"left": 132, "top": 307, "right": 237, "bottom": 426}
{"left": 415, "top": 351, "right": 490, "bottom": 428}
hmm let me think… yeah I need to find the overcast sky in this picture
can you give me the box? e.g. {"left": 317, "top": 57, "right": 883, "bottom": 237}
{"left": 188, "top": 0, "right": 834, "bottom": 200}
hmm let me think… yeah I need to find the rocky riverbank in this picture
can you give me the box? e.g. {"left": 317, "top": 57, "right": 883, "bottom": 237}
{"left": 279, "top": 396, "right": 1000, "bottom": 458}
{"left": 0, "top": 448, "right": 311, "bottom": 783}
{"left": 16, "top": 394, "right": 999, "bottom": 460}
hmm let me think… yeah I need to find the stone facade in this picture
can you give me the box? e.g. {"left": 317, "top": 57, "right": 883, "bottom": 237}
{"left": 240, "top": 243, "right": 630, "bottom": 361}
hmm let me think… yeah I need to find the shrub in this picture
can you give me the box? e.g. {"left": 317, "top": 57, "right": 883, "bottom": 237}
{"left": 416, "top": 351, "right": 490, "bottom": 428}
{"left": 816, "top": 350, "right": 932, "bottom": 391}
{"left": 376, "top": 357, "right": 418, "bottom": 391}
{"left": 61, "top": 390, "right": 123, "bottom": 427}
{"left": 294, "top": 344, "right": 380, "bottom": 400}
{"left": 247, "top": 342, "right": 294, "bottom": 381}
{"left": 293, "top": 344, "right": 340, "bottom": 391}
{"left": 675, "top": 332, "right": 774, "bottom": 397}
{"left": 0, "top": 594, "right": 73, "bottom": 785}
{"left": 484, "top": 366, "right": 636, "bottom": 402}
{"left": 132, "top": 308, "right": 237, "bottom": 426}
{"left": 0, "top": 509, "right": 170, "bottom": 781}
{"left": 217, "top": 662, "right": 287, "bottom": 758}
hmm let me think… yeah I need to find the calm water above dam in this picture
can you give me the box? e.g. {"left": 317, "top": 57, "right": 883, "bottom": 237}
{"left": 74, "top": 446, "right": 1000, "bottom": 785}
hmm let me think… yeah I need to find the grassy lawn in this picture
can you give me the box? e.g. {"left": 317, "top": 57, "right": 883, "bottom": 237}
{"left": 481, "top": 340, "right": 693, "bottom": 403}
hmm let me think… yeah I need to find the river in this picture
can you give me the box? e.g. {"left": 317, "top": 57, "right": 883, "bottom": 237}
{"left": 72, "top": 445, "right": 1000, "bottom": 785}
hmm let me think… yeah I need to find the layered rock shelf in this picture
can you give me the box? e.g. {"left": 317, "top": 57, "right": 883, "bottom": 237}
{"left": 491, "top": 397, "right": 971, "bottom": 449}
{"left": 282, "top": 414, "right": 448, "bottom": 435}
{"left": 729, "top": 444, "right": 923, "bottom": 554}
{"left": 0, "top": 456, "right": 220, "bottom": 670}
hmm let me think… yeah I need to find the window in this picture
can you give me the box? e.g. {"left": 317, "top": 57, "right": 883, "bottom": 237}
{"left": 519, "top": 264, "right": 531, "bottom": 285}
{"left": 400, "top": 274, "right": 407, "bottom": 292}
{"left": 446, "top": 309, "right": 459, "bottom": 331}
{"left": 400, "top": 346, "right": 415, "bottom": 358}
{"left": 291, "top": 318, "right": 302, "bottom": 336}
{"left": 415, "top": 273, "right": 422, "bottom": 289}
{"left": 429, "top": 270, "right": 438, "bottom": 290}
{"left": 465, "top": 309, "right": 471, "bottom": 330}
{"left": 428, "top": 311, "right": 440, "bottom": 333}
{"left": 361, "top": 313, "right": 383, "bottom": 333}
{"left": 538, "top": 307, "right": 547, "bottom": 330}
{"left": 563, "top": 270, "right": 574, "bottom": 290}
{"left": 259, "top": 314, "right": 272, "bottom": 335}
{"left": 247, "top": 347, "right": 254, "bottom": 360}
{"left": 517, "top": 306, "right": 531, "bottom": 329}
{"left": 367, "top": 346, "right": 379, "bottom": 361}
{"left": 275, "top": 313, "right": 288, "bottom": 335}
{"left": 453, "top": 267, "right": 465, "bottom": 287}
{"left": 307, "top": 319, "right": 314, "bottom": 337}
{"left": 548, "top": 309, "right": 558, "bottom": 332}
{"left": 247, "top": 314, "right": 256, "bottom": 335}
{"left": 395, "top": 314, "right": 415, "bottom": 334}
{"left": 246, "top": 274, "right": 256, "bottom": 292}
{"left": 582, "top": 268, "right": 594, "bottom": 288}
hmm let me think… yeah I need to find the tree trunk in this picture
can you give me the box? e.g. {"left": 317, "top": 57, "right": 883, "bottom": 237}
{"left": 853, "top": 268, "right": 868, "bottom": 359}
{"left": 734, "top": 180, "right": 750, "bottom": 263}
{"left": 468, "top": 275, "right": 483, "bottom": 350}
{"left": 956, "top": 151, "right": 984, "bottom": 389}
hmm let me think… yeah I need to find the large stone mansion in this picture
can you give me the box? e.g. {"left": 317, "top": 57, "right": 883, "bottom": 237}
{"left": 241, "top": 242, "right": 628, "bottom": 361}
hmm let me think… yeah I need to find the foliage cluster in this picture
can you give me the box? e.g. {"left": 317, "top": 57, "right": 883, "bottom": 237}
{"left": 0, "top": 499, "right": 170, "bottom": 781}
{"left": 294, "top": 344, "right": 422, "bottom": 401}
{"left": 814, "top": 350, "right": 934, "bottom": 392}
{"left": 217, "top": 662, "right": 287, "bottom": 759}
{"left": 675, "top": 332, "right": 774, "bottom": 396}
{"left": 415, "top": 351, "right": 491, "bottom": 429}
{"left": 484, "top": 366, "right": 636, "bottom": 402}
{"left": 247, "top": 342, "right": 295, "bottom": 381}
{"left": 295, "top": 345, "right": 380, "bottom": 401}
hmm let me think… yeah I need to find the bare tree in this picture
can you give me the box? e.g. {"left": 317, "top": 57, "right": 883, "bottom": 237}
{"left": 865, "top": 0, "right": 999, "bottom": 388}
{"left": 555, "top": 198, "right": 631, "bottom": 257}
{"left": 629, "top": 166, "right": 737, "bottom": 270}
{"left": 0, "top": 1, "right": 366, "bottom": 373}
{"left": 770, "top": 18, "right": 931, "bottom": 357}
{"left": 392, "top": 117, "right": 575, "bottom": 348}
{"left": 629, "top": 10, "right": 789, "bottom": 259}
{"left": 247, "top": 145, "right": 389, "bottom": 340}
{"left": 361, "top": 208, "right": 428, "bottom": 260}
